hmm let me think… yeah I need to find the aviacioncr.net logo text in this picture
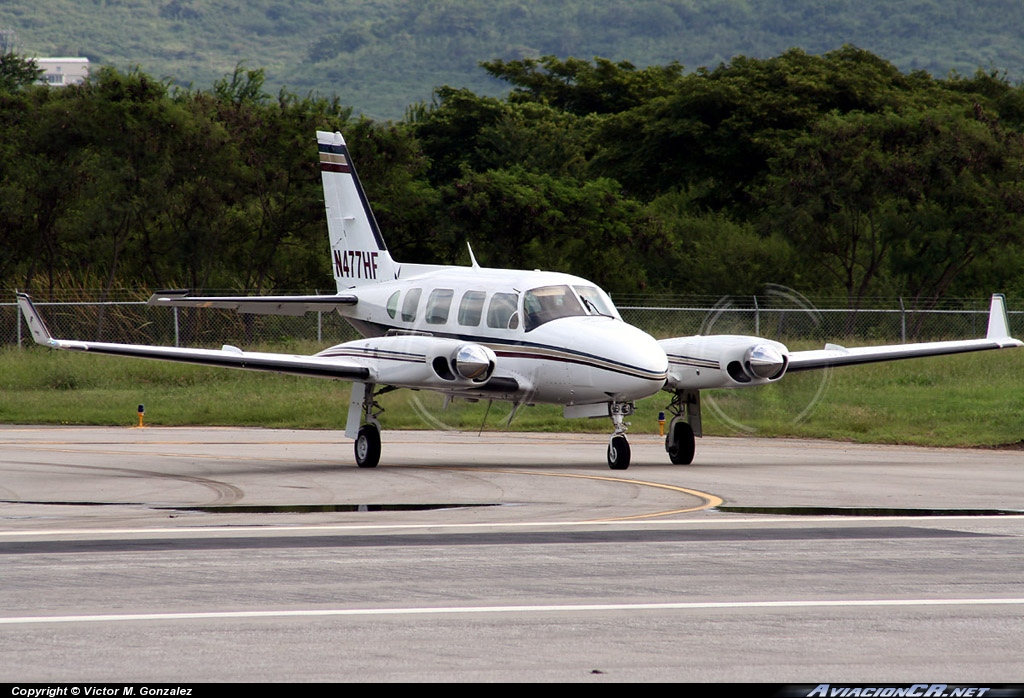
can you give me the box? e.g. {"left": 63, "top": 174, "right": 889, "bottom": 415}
{"left": 806, "top": 685, "right": 994, "bottom": 698}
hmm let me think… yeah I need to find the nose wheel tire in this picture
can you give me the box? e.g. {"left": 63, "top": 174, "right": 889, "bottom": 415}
{"left": 355, "top": 424, "right": 381, "bottom": 468}
{"left": 607, "top": 435, "right": 631, "bottom": 470}
{"left": 667, "top": 421, "right": 695, "bottom": 465}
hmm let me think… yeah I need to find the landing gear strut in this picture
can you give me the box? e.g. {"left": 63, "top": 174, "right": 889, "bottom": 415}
{"left": 607, "top": 402, "right": 634, "bottom": 470}
{"left": 665, "top": 389, "right": 700, "bottom": 465}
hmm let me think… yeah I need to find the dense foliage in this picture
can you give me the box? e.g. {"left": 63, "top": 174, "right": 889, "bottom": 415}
{"left": 5, "top": 0, "right": 1024, "bottom": 121}
{"left": 2, "top": 48, "right": 1024, "bottom": 309}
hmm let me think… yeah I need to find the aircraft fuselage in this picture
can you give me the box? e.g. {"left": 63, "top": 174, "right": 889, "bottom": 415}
{"left": 322, "top": 265, "right": 669, "bottom": 406}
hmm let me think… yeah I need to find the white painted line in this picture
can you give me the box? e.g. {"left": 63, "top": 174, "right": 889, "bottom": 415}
{"left": 3, "top": 598, "right": 1024, "bottom": 626}
{"left": 2, "top": 514, "right": 1023, "bottom": 538}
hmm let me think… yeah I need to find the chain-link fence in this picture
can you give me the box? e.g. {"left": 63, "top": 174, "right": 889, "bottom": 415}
{"left": 617, "top": 296, "right": 1018, "bottom": 342}
{"left": 1, "top": 299, "right": 365, "bottom": 348}
{"left": 2, "top": 293, "right": 1021, "bottom": 348}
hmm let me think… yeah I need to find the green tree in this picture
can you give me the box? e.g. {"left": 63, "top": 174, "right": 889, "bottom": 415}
{"left": 438, "top": 168, "right": 658, "bottom": 293}
{"left": 644, "top": 190, "right": 798, "bottom": 295}
{"left": 763, "top": 107, "right": 1024, "bottom": 310}
{"left": 591, "top": 47, "right": 945, "bottom": 208}
{"left": 481, "top": 55, "right": 685, "bottom": 116}
{"left": 347, "top": 121, "right": 442, "bottom": 265}
{"left": 886, "top": 108, "right": 1024, "bottom": 309}
{"left": 409, "top": 87, "right": 509, "bottom": 185}
{"left": 212, "top": 89, "right": 352, "bottom": 293}
{"left": 0, "top": 52, "right": 41, "bottom": 92}
{"left": 5, "top": 84, "right": 96, "bottom": 295}
{"left": 412, "top": 86, "right": 592, "bottom": 184}
{"left": 761, "top": 112, "right": 900, "bottom": 306}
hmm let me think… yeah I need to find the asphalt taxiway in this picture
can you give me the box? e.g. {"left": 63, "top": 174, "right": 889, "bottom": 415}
{"left": 1, "top": 426, "right": 1022, "bottom": 681}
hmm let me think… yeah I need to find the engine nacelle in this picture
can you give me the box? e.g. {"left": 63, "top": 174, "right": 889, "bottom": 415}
{"left": 321, "top": 335, "right": 497, "bottom": 390}
{"left": 661, "top": 335, "right": 789, "bottom": 390}
{"left": 727, "top": 342, "right": 789, "bottom": 382}
{"left": 430, "top": 342, "right": 496, "bottom": 383}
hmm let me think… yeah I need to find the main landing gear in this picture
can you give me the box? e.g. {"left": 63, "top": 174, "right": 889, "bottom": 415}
{"left": 355, "top": 424, "right": 381, "bottom": 468}
{"left": 667, "top": 420, "right": 695, "bottom": 465}
{"left": 347, "top": 382, "right": 391, "bottom": 468}
{"left": 664, "top": 389, "right": 700, "bottom": 465}
{"left": 607, "top": 402, "right": 634, "bottom": 470}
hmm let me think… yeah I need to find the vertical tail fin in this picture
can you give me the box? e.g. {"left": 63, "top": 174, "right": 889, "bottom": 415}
{"left": 317, "top": 131, "right": 398, "bottom": 290}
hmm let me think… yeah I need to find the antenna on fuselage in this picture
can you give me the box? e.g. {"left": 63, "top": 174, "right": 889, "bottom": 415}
{"left": 467, "top": 242, "right": 481, "bottom": 269}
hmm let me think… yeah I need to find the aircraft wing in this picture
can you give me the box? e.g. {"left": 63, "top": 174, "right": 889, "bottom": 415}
{"left": 147, "top": 289, "right": 358, "bottom": 316}
{"left": 661, "top": 293, "right": 1020, "bottom": 391}
{"left": 17, "top": 293, "right": 370, "bottom": 381}
{"left": 787, "top": 294, "right": 1022, "bottom": 372}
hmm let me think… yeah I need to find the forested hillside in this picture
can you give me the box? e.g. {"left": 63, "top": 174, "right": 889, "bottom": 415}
{"left": 2, "top": 0, "right": 1024, "bottom": 120}
{"left": 3, "top": 48, "right": 1024, "bottom": 312}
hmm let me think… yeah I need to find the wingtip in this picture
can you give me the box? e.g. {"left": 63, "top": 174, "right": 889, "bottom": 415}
{"left": 15, "top": 292, "right": 55, "bottom": 345}
{"left": 986, "top": 293, "right": 1014, "bottom": 341}
{"left": 147, "top": 289, "right": 191, "bottom": 305}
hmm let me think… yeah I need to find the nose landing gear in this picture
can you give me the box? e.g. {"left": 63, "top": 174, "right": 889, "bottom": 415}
{"left": 607, "top": 402, "right": 634, "bottom": 470}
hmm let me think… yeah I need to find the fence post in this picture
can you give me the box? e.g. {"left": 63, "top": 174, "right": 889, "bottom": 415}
{"left": 173, "top": 307, "right": 180, "bottom": 348}
{"left": 16, "top": 299, "right": 22, "bottom": 348}
{"left": 753, "top": 295, "right": 759, "bottom": 336}
{"left": 899, "top": 297, "right": 906, "bottom": 343}
{"left": 318, "top": 311, "right": 323, "bottom": 343}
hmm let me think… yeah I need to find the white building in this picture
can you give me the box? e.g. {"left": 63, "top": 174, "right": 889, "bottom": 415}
{"left": 36, "top": 57, "right": 90, "bottom": 86}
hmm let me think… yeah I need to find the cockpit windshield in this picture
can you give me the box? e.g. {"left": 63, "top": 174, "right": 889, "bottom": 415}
{"left": 573, "top": 285, "right": 618, "bottom": 319}
{"left": 523, "top": 284, "right": 618, "bottom": 331}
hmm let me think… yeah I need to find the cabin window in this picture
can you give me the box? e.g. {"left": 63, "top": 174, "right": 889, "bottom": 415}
{"left": 425, "top": 289, "right": 454, "bottom": 324}
{"left": 458, "top": 290, "right": 485, "bottom": 326}
{"left": 486, "top": 292, "right": 519, "bottom": 329}
{"left": 386, "top": 291, "right": 400, "bottom": 319}
{"left": 523, "top": 285, "right": 586, "bottom": 331}
{"left": 401, "top": 288, "right": 422, "bottom": 322}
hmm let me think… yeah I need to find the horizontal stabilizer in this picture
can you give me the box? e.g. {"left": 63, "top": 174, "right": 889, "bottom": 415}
{"left": 147, "top": 290, "right": 358, "bottom": 316}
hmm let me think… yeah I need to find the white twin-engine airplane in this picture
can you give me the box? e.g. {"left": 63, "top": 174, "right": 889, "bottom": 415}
{"left": 17, "top": 131, "right": 1023, "bottom": 469}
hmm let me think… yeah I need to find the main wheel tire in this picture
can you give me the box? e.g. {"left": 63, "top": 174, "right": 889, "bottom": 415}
{"left": 607, "top": 435, "right": 631, "bottom": 470}
{"left": 354, "top": 424, "right": 381, "bottom": 468}
{"left": 666, "top": 421, "right": 695, "bottom": 465}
